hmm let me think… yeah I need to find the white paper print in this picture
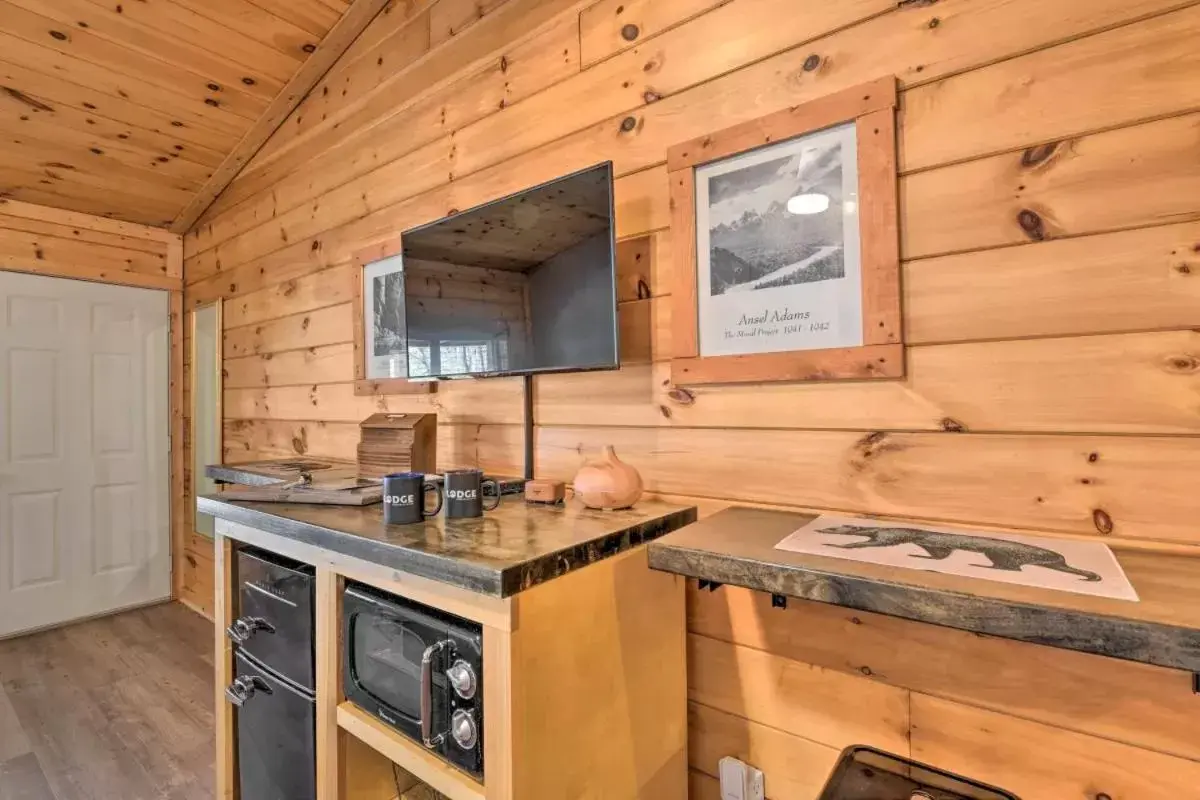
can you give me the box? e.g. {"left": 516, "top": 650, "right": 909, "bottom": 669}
{"left": 775, "top": 515, "right": 1138, "bottom": 601}
{"left": 695, "top": 122, "right": 863, "bottom": 357}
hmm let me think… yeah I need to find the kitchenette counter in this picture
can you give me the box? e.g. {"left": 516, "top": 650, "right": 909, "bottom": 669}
{"left": 199, "top": 494, "right": 696, "bottom": 597}
{"left": 648, "top": 506, "right": 1200, "bottom": 674}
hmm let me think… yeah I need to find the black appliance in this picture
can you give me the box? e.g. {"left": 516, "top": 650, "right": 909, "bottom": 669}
{"left": 818, "top": 746, "right": 1020, "bottom": 800}
{"left": 343, "top": 582, "right": 484, "bottom": 779}
{"left": 224, "top": 547, "right": 317, "bottom": 800}
{"left": 399, "top": 162, "right": 619, "bottom": 380}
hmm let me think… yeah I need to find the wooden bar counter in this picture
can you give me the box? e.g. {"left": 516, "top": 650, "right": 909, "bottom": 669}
{"left": 199, "top": 495, "right": 697, "bottom": 800}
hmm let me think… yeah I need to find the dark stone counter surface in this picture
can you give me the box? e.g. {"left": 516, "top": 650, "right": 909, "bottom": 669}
{"left": 199, "top": 494, "right": 696, "bottom": 597}
{"left": 648, "top": 506, "right": 1200, "bottom": 673}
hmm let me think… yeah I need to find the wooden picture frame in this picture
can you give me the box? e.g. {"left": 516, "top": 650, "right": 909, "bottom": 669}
{"left": 352, "top": 241, "right": 435, "bottom": 396}
{"left": 668, "top": 76, "right": 903, "bottom": 385}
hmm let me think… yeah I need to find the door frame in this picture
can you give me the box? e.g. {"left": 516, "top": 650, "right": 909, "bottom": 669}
{"left": 0, "top": 202, "right": 186, "bottom": 617}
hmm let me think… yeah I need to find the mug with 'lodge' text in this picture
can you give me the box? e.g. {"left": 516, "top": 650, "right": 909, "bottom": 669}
{"left": 443, "top": 469, "right": 501, "bottom": 519}
{"left": 382, "top": 472, "right": 443, "bottom": 525}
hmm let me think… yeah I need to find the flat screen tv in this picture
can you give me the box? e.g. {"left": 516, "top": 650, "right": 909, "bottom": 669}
{"left": 399, "top": 162, "right": 618, "bottom": 379}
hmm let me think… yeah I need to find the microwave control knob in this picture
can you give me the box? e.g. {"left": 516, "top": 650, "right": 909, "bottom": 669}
{"left": 446, "top": 660, "right": 477, "bottom": 700}
{"left": 451, "top": 710, "right": 478, "bottom": 750}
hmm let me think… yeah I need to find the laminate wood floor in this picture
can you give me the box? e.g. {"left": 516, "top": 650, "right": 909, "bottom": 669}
{"left": 0, "top": 603, "right": 214, "bottom": 800}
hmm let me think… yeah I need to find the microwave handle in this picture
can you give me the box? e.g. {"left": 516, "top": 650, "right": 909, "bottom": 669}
{"left": 420, "top": 639, "right": 453, "bottom": 748}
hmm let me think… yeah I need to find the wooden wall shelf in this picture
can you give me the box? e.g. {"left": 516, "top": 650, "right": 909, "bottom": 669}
{"left": 648, "top": 507, "right": 1200, "bottom": 676}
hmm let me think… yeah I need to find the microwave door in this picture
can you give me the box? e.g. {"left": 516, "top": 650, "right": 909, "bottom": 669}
{"left": 349, "top": 611, "right": 451, "bottom": 732}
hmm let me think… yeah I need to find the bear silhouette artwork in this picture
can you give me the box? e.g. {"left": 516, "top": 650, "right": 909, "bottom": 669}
{"left": 817, "top": 524, "right": 1103, "bottom": 582}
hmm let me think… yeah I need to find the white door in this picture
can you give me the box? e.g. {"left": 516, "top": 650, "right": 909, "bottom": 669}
{"left": 0, "top": 271, "right": 170, "bottom": 637}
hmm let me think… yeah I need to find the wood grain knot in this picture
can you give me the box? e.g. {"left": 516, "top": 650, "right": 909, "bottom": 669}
{"left": 302, "top": 43, "right": 317, "bottom": 54}
{"left": 242, "top": 77, "right": 256, "bottom": 86}
{"left": 1021, "top": 141, "right": 1058, "bottom": 167}
{"left": 939, "top": 417, "right": 966, "bottom": 432}
{"left": 2, "top": 87, "right": 54, "bottom": 113}
{"left": 667, "top": 387, "right": 695, "bottom": 406}
{"left": 858, "top": 431, "right": 887, "bottom": 447}
{"left": 619, "top": 116, "right": 638, "bottom": 133}
{"left": 643, "top": 90, "right": 662, "bottom": 104}
{"left": 204, "top": 98, "right": 220, "bottom": 108}
{"left": 1087, "top": 452, "right": 1099, "bottom": 463}
{"left": 621, "top": 23, "right": 640, "bottom": 41}
{"left": 49, "top": 30, "right": 68, "bottom": 41}
{"left": 927, "top": 17, "right": 940, "bottom": 28}
{"left": 1092, "top": 509, "right": 1114, "bottom": 535}
{"left": 185, "top": 555, "right": 197, "bottom": 568}
{"left": 658, "top": 405, "right": 672, "bottom": 419}
{"left": 636, "top": 278, "right": 651, "bottom": 299}
{"left": 1163, "top": 354, "right": 1199, "bottom": 373}
{"left": 1016, "top": 209, "right": 1046, "bottom": 241}
{"left": 897, "top": 0, "right": 940, "bottom": 7}
{"left": 859, "top": 665, "right": 873, "bottom": 676}
{"left": 802, "top": 54, "right": 822, "bottom": 72}
{"left": 1176, "top": 263, "right": 1192, "bottom": 274}
{"left": 499, "top": 55, "right": 509, "bottom": 73}
{"left": 206, "top": 83, "right": 221, "bottom": 92}
{"left": 1095, "top": 794, "right": 1112, "bottom": 800}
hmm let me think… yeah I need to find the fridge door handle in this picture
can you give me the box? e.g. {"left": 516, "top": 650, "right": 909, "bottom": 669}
{"left": 225, "top": 675, "right": 272, "bottom": 707}
{"left": 420, "top": 639, "right": 453, "bottom": 748}
{"left": 226, "top": 615, "right": 275, "bottom": 644}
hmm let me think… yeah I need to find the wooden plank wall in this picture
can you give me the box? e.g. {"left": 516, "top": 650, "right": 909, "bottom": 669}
{"left": 182, "top": 0, "right": 1200, "bottom": 794}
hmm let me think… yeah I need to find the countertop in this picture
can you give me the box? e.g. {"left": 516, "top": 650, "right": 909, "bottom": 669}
{"left": 199, "top": 494, "right": 696, "bottom": 597}
{"left": 647, "top": 506, "right": 1200, "bottom": 673}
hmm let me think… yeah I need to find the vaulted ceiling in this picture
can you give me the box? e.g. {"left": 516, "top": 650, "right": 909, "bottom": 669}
{"left": 0, "top": 0, "right": 377, "bottom": 229}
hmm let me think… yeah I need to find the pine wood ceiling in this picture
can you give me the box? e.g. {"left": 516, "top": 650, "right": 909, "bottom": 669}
{"left": 0, "top": 0, "right": 358, "bottom": 227}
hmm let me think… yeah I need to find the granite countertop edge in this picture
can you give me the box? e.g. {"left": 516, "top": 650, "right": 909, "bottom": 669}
{"left": 198, "top": 496, "right": 506, "bottom": 596}
{"left": 647, "top": 541, "right": 1200, "bottom": 673}
{"left": 200, "top": 496, "right": 698, "bottom": 599}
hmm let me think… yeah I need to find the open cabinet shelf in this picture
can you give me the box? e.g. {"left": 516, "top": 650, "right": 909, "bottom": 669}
{"left": 337, "top": 702, "right": 486, "bottom": 800}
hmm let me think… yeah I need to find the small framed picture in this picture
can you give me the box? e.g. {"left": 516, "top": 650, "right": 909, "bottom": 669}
{"left": 352, "top": 241, "right": 434, "bottom": 396}
{"left": 668, "top": 77, "right": 903, "bottom": 385}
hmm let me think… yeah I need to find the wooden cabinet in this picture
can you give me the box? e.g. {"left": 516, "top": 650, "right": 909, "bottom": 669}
{"left": 213, "top": 518, "right": 687, "bottom": 800}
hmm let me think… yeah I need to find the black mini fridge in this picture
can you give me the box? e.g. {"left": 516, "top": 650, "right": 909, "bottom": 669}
{"left": 224, "top": 546, "right": 317, "bottom": 800}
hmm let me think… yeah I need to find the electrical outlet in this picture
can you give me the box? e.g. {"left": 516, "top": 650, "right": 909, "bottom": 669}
{"left": 746, "top": 763, "right": 765, "bottom": 800}
{"left": 719, "top": 757, "right": 764, "bottom": 800}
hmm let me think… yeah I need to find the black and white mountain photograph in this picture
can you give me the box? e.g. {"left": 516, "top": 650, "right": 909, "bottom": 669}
{"left": 703, "top": 131, "right": 849, "bottom": 296}
{"left": 372, "top": 271, "right": 406, "bottom": 357}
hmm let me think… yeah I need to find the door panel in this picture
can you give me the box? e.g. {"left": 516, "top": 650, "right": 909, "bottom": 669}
{"left": 8, "top": 489, "right": 61, "bottom": 589}
{"left": 0, "top": 270, "right": 169, "bottom": 637}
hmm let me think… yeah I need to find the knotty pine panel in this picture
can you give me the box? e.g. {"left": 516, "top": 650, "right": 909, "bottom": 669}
{"left": 688, "top": 634, "right": 910, "bottom": 753}
{"left": 184, "top": 104, "right": 1200, "bottom": 294}
{"left": 910, "top": 695, "right": 1200, "bottom": 800}
{"left": 687, "top": 701, "right": 842, "bottom": 800}
{"left": 0, "top": 202, "right": 175, "bottom": 289}
{"left": 579, "top": 0, "right": 729, "bottom": 67}
{"left": 222, "top": 423, "right": 508, "bottom": 475}
{"left": 689, "top": 584, "right": 1200, "bottom": 762}
{"left": 531, "top": 427, "right": 1200, "bottom": 544}
{"left": 185, "top": 0, "right": 1191, "bottom": 272}
{"left": 217, "top": 0, "right": 582, "bottom": 217}
{"left": 537, "top": 330, "right": 1200, "bottom": 434}
{"left": 179, "top": 0, "right": 1200, "bottom": 790}
{"left": 223, "top": 304, "right": 354, "bottom": 357}
{"left": 224, "top": 379, "right": 523, "bottom": 425}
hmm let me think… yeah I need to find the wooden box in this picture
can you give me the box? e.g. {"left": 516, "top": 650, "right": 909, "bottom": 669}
{"left": 356, "top": 413, "right": 437, "bottom": 479}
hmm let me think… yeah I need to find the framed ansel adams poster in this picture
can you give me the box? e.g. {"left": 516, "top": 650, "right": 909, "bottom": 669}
{"left": 352, "top": 241, "right": 434, "bottom": 396}
{"left": 668, "top": 77, "right": 903, "bottom": 385}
